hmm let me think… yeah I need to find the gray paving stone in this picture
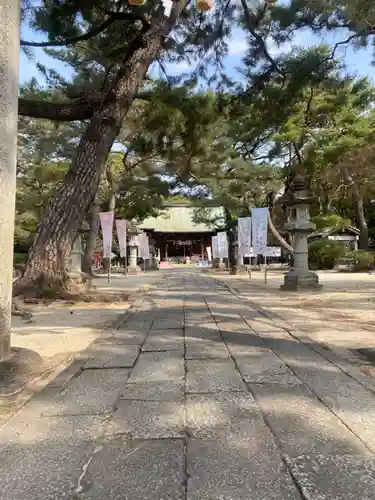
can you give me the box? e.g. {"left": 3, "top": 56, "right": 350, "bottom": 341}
{"left": 187, "top": 438, "right": 301, "bottom": 500}
{"left": 142, "top": 328, "right": 184, "bottom": 352}
{"left": 185, "top": 324, "right": 221, "bottom": 339}
{"left": 245, "top": 318, "right": 287, "bottom": 333}
{"left": 42, "top": 369, "right": 129, "bottom": 416}
{"left": 186, "top": 392, "right": 265, "bottom": 439}
{"left": 219, "top": 321, "right": 268, "bottom": 355}
{"left": 287, "top": 455, "right": 375, "bottom": 500}
{"left": 98, "top": 328, "right": 149, "bottom": 345}
{"left": 0, "top": 415, "right": 106, "bottom": 500}
{"left": 121, "top": 381, "right": 184, "bottom": 401}
{"left": 84, "top": 438, "right": 185, "bottom": 500}
{"left": 250, "top": 383, "right": 369, "bottom": 457}
{"left": 84, "top": 344, "right": 139, "bottom": 369}
{"left": 127, "top": 351, "right": 184, "bottom": 384}
{"left": 235, "top": 351, "right": 302, "bottom": 384}
{"left": 185, "top": 316, "right": 215, "bottom": 325}
{"left": 153, "top": 317, "right": 184, "bottom": 329}
{"left": 186, "top": 359, "right": 246, "bottom": 393}
{"left": 109, "top": 399, "right": 185, "bottom": 438}
{"left": 186, "top": 336, "right": 230, "bottom": 359}
{"left": 267, "top": 339, "right": 375, "bottom": 451}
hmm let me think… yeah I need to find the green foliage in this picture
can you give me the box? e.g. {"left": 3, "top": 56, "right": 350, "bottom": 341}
{"left": 14, "top": 253, "right": 28, "bottom": 267}
{"left": 312, "top": 214, "right": 352, "bottom": 231}
{"left": 344, "top": 249, "right": 375, "bottom": 271}
{"left": 308, "top": 240, "right": 346, "bottom": 270}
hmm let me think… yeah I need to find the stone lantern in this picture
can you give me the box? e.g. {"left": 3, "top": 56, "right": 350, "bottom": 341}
{"left": 127, "top": 222, "right": 142, "bottom": 275}
{"left": 68, "top": 222, "right": 90, "bottom": 279}
{"left": 278, "top": 174, "right": 322, "bottom": 291}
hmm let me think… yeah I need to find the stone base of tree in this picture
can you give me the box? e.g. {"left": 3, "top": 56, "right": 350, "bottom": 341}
{"left": 280, "top": 269, "right": 323, "bottom": 291}
{"left": 0, "top": 347, "right": 43, "bottom": 397}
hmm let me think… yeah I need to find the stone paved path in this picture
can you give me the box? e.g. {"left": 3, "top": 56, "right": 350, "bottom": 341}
{"left": 1, "top": 268, "right": 375, "bottom": 499}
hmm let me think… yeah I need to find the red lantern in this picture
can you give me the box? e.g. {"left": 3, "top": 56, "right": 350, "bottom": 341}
{"left": 196, "top": 0, "right": 213, "bottom": 12}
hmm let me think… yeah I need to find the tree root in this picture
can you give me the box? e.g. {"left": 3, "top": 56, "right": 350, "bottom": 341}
{"left": 11, "top": 298, "right": 33, "bottom": 320}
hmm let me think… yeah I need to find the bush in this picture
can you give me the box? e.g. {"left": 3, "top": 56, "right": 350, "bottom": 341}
{"left": 308, "top": 240, "right": 346, "bottom": 270}
{"left": 312, "top": 215, "right": 352, "bottom": 231}
{"left": 13, "top": 253, "right": 28, "bottom": 269}
{"left": 344, "top": 250, "right": 375, "bottom": 271}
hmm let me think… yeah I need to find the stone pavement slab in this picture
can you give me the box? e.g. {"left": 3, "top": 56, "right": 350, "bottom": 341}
{"left": 0, "top": 415, "right": 106, "bottom": 500}
{"left": 186, "top": 359, "right": 246, "bottom": 393}
{"left": 235, "top": 350, "right": 302, "bottom": 385}
{"left": 120, "top": 380, "right": 184, "bottom": 401}
{"left": 42, "top": 368, "right": 129, "bottom": 416}
{"left": 84, "top": 438, "right": 185, "bottom": 500}
{"left": 264, "top": 338, "right": 375, "bottom": 452}
{"left": 250, "top": 383, "right": 369, "bottom": 457}
{"left": 185, "top": 330, "right": 230, "bottom": 359}
{"left": 110, "top": 399, "right": 185, "bottom": 438}
{"left": 287, "top": 455, "right": 375, "bottom": 500}
{"left": 127, "top": 351, "right": 184, "bottom": 384}
{"left": 186, "top": 392, "right": 260, "bottom": 439}
{"left": 83, "top": 344, "right": 139, "bottom": 369}
{"left": 100, "top": 327, "right": 149, "bottom": 345}
{"left": 187, "top": 438, "right": 301, "bottom": 500}
{"left": 142, "top": 328, "right": 184, "bottom": 352}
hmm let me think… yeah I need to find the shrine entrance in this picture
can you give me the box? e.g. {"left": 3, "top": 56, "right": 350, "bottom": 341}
{"left": 138, "top": 203, "right": 224, "bottom": 263}
{"left": 153, "top": 232, "right": 211, "bottom": 263}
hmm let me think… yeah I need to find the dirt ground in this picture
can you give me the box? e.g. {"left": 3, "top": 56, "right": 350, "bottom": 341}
{"left": 209, "top": 270, "right": 375, "bottom": 358}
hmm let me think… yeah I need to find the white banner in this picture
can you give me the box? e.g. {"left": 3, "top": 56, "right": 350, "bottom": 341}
{"left": 251, "top": 208, "right": 268, "bottom": 255}
{"left": 139, "top": 233, "right": 150, "bottom": 259}
{"left": 99, "top": 211, "right": 114, "bottom": 258}
{"left": 264, "top": 246, "right": 282, "bottom": 257}
{"left": 237, "top": 217, "right": 252, "bottom": 257}
{"left": 212, "top": 236, "right": 219, "bottom": 258}
{"left": 206, "top": 247, "right": 212, "bottom": 262}
{"left": 217, "top": 231, "right": 228, "bottom": 258}
{"left": 115, "top": 219, "right": 127, "bottom": 258}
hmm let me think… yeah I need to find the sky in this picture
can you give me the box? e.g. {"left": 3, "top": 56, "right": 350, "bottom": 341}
{"left": 19, "top": 13, "right": 375, "bottom": 89}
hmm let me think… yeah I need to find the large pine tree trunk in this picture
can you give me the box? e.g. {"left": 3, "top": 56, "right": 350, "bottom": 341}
{"left": 13, "top": 3, "right": 187, "bottom": 296}
{"left": 342, "top": 166, "right": 369, "bottom": 250}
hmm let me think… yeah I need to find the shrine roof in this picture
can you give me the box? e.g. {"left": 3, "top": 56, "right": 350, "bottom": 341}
{"left": 139, "top": 205, "right": 224, "bottom": 233}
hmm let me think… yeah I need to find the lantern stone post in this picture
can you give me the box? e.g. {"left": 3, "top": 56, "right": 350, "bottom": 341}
{"left": 279, "top": 175, "right": 322, "bottom": 291}
{"left": 0, "top": 1, "right": 20, "bottom": 361}
{"left": 127, "top": 224, "right": 142, "bottom": 275}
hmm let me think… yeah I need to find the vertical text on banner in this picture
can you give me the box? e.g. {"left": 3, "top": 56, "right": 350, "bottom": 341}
{"left": 115, "top": 219, "right": 127, "bottom": 258}
{"left": 251, "top": 208, "right": 268, "bottom": 255}
{"left": 212, "top": 235, "right": 219, "bottom": 259}
{"left": 237, "top": 217, "right": 252, "bottom": 257}
{"left": 99, "top": 211, "right": 114, "bottom": 258}
{"left": 217, "top": 231, "right": 229, "bottom": 258}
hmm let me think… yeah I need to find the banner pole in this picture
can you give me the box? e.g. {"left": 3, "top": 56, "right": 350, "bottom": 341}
{"left": 264, "top": 255, "right": 267, "bottom": 284}
{"left": 108, "top": 258, "right": 111, "bottom": 283}
{"left": 249, "top": 256, "right": 252, "bottom": 279}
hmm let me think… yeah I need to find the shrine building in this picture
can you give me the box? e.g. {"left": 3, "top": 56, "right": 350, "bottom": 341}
{"left": 139, "top": 202, "right": 224, "bottom": 262}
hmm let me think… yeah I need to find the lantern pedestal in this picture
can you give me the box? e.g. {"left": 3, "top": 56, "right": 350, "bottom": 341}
{"left": 278, "top": 175, "right": 322, "bottom": 291}
{"left": 127, "top": 245, "right": 141, "bottom": 275}
{"left": 126, "top": 224, "right": 142, "bottom": 275}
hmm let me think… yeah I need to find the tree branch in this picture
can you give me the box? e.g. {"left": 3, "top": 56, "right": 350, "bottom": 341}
{"left": 20, "top": 12, "right": 150, "bottom": 48}
{"left": 18, "top": 98, "right": 94, "bottom": 121}
{"left": 240, "top": 0, "right": 284, "bottom": 76}
{"left": 17, "top": 91, "right": 156, "bottom": 122}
